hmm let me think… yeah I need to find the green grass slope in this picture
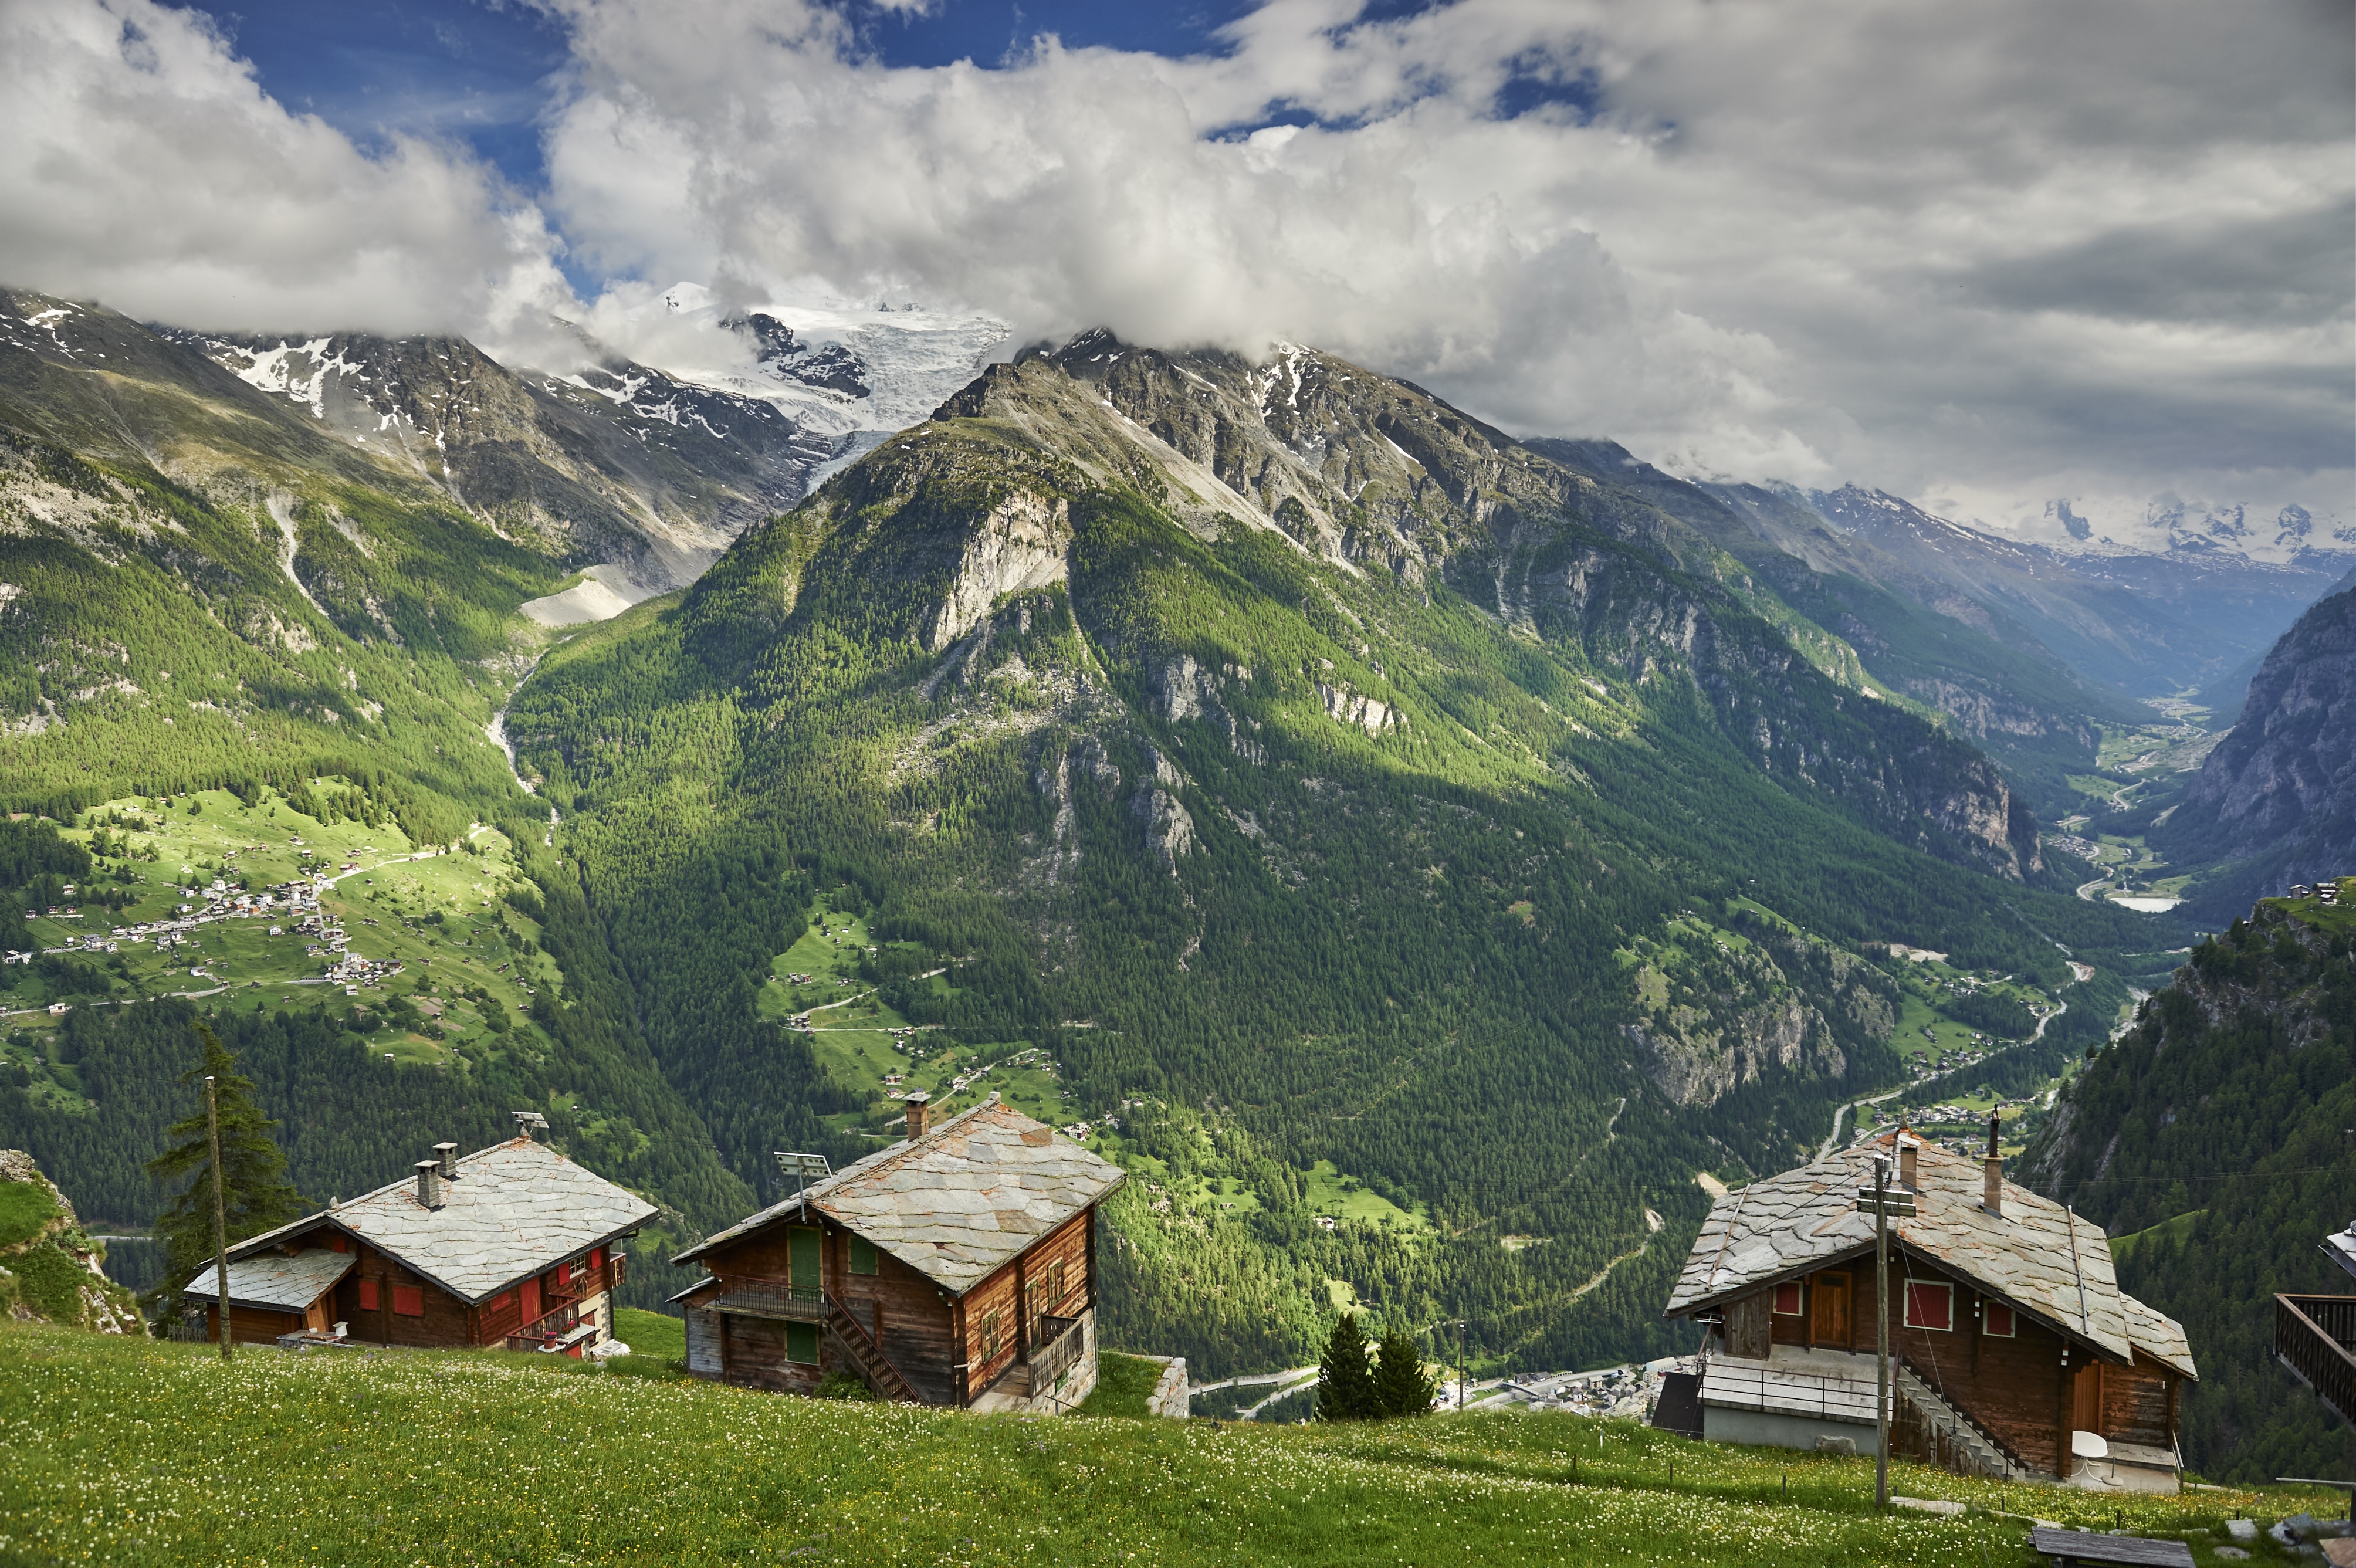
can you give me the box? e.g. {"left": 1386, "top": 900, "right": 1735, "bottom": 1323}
{"left": 4, "top": 1321, "right": 2331, "bottom": 1567}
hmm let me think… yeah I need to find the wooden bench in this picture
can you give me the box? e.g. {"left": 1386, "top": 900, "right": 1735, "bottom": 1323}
{"left": 2027, "top": 1527, "right": 2195, "bottom": 1566}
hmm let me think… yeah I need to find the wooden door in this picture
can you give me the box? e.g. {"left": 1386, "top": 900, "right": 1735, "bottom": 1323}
{"left": 789, "top": 1228, "right": 822, "bottom": 1292}
{"left": 520, "top": 1275, "right": 541, "bottom": 1326}
{"left": 2071, "top": 1363, "right": 2102, "bottom": 1432}
{"left": 1810, "top": 1272, "right": 1851, "bottom": 1345}
{"left": 1725, "top": 1292, "right": 1772, "bottom": 1359}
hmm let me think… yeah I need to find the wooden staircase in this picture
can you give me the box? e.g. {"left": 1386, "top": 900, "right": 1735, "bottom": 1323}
{"left": 1895, "top": 1359, "right": 2051, "bottom": 1482}
{"left": 826, "top": 1298, "right": 919, "bottom": 1404}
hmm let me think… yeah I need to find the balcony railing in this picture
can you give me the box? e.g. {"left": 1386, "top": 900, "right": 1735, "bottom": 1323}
{"left": 507, "top": 1303, "right": 587, "bottom": 1353}
{"left": 2275, "top": 1293, "right": 2356, "bottom": 1427}
{"left": 1030, "top": 1314, "right": 1084, "bottom": 1391}
{"left": 710, "top": 1277, "right": 827, "bottom": 1321}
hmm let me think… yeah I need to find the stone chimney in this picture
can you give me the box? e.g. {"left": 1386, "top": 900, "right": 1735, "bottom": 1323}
{"left": 904, "top": 1091, "right": 930, "bottom": 1142}
{"left": 1896, "top": 1128, "right": 1919, "bottom": 1190}
{"left": 1983, "top": 1111, "right": 2004, "bottom": 1217}
{"left": 414, "top": 1160, "right": 444, "bottom": 1210}
{"left": 434, "top": 1142, "right": 459, "bottom": 1181}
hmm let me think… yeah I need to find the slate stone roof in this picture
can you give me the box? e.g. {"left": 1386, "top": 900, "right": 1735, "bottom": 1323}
{"left": 675, "top": 1095, "right": 1124, "bottom": 1296}
{"left": 181, "top": 1247, "right": 353, "bottom": 1312}
{"left": 1664, "top": 1133, "right": 2194, "bottom": 1376}
{"left": 216, "top": 1138, "right": 658, "bottom": 1305}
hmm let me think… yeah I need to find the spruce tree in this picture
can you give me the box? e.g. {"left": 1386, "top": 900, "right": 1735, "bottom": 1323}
{"left": 145, "top": 1023, "right": 303, "bottom": 1296}
{"left": 1314, "top": 1311, "right": 1377, "bottom": 1421}
{"left": 1373, "top": 1324, "right": 1437, "bottom": 1417}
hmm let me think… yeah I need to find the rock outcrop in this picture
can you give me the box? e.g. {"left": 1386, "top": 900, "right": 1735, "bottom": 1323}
{"left": 0, "top": 1149, "right": 141, "bottom": 1334}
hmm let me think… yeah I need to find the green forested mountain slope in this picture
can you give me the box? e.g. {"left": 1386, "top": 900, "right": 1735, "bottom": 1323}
{"left": 2017, "top": 889, "right": 2356, "bottom": 1483}
{"left": 505, "top": 336, "right": 2168, "bottom": 1373}
{"left": 0, "top": 290, "right": 760, "bottom": 1294}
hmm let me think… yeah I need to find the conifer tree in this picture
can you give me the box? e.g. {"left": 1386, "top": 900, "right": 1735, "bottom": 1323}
{"left": 1373, "top": 1323, "right": 1437, "bottom": 1417}
{"left": 1314, "top": 1311, "right": 1377, "bottom": 1421}
{"left": 145, "top": 1023, "right": 302, "bottom": 1293}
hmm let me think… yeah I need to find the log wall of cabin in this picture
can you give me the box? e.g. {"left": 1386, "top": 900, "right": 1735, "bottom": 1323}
{"left": 689, "top": 1222, "right": 962, "bottom": 1404}
{"left": 1855, "top": 1250, "right": 2165, "bottom": 1479}
{"left": 207, "top": 1303, "right": 303, "bottom": 1345}
{"left": 828, "top": 1231, "right": 957, "bottom": 1406}
{"left": 956, "top": 1208, "right": 1098, "bottom": 1402}
{"left": 2100, "top": 1354, "right": 2177, "bottom": 1448}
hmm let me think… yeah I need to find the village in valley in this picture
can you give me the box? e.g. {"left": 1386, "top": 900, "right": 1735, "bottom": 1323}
{"left": 1, "top": 785, "right": 563, "bottom": 1100}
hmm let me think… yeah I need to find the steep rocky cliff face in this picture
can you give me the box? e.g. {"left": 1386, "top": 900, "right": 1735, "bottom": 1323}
{"left": 923, "top": 338, "right": 2041, "bottom": 879}
{"left": 1622, "top": 924, "right": 1894, "bottom": 1108}
{"left": 0, "top": 1148, "right": 140, "bottom": 1333}
{"left": 2161, "top": 588, "right": 2355, "bottom": 919}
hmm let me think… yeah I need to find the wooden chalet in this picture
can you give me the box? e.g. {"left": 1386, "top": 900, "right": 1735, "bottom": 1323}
{"left": 1661, "top": 1123, "right": 2198, "bottom": 1493}
{"left": 181, "top": 1130, "right": 656, "bottom": 1354}
{"left": 669, "top": 1092, "right": 1123, "bottom": 1411}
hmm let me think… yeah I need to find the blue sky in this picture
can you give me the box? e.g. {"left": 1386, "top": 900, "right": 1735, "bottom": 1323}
{"left": 195, "top": 1, "right": 1279, "bottom": 197}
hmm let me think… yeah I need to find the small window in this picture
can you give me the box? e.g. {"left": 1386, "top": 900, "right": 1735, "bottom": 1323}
{"left": 849, "top": 1236, "right": 879, "bottom": 1276}
{"left": 391, "top": 1284, "right": 425, "bottom": 1318}
{"left": 1903, "top": 1281, "right": 1953, "bottom": 1332}
{"left": 980, "top": 1308, "right": 1003, "bottom": 1362}
{"left": 785, "top": 1321, "right": 820, "bottom": 1365}
{"left": 1771, "top": 1282, "right": 1803, "bottom": 1316}
{"left": 1983, "top": 1301, "right": 2016, "bottom": 1338}
{"left": 358, "top": 1278, "right": 379, "bottom": 1312}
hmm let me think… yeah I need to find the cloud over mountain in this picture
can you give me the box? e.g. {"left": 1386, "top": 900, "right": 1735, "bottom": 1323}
{"left": 2, "top": 0, "right": 2347, "bottom": 533}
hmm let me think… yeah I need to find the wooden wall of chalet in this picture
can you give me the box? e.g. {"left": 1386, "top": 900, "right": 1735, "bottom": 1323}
{"left": 958, "top": 1210, "right": 1094, "bottom": 1402}
{"left": 684, "top": 1205, "right": 1103, "bottom": 1406}
{"left": 832, "top": 1233, "right": 959, "bottom": 1407}
{"left": 205, "top": 1303, "right": 302, "bottom": 1346}
{"left": 686, "top": 1217, "right": 961, "bottom": 1404}
{"left": 1733, "top": 1248, "right": 2181, "bottom": 1479}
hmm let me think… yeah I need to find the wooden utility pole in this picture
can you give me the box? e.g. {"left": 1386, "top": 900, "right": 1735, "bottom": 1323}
{"left": 1852, "top": 1150, "right": 1912, "bottom": 1508}
{"left": 1873, "top": 1155, "right": 1889, "bottom": 1507}
{"left": 206, "top": 1074, "right": 231, "bottom": 1362}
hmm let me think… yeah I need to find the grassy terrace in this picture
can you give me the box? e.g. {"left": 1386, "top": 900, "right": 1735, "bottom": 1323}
{"left": 0, "top": 1323, "right": 2335, "bottom": 1566}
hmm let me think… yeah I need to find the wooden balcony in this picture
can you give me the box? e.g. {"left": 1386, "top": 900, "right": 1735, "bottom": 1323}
{"left": 2274, "top": 1293, "right": 2356, "bottom": 1426}
{"left": 710, "top": 1277, "right": 827, "bottom": 1322}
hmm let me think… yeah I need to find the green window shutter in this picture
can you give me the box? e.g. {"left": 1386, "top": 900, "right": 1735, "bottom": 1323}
{"left": 788, "top": 1227, "right": 822, "bottom": 1289}
{"left": 786, "top": 1322, "right": 820, "bottom": 1365}
{"left": 849, "top": 1235, "right": 878, "bottom": 1276}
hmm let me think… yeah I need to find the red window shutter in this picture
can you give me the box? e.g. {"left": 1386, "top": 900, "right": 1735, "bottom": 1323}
{"left": 590, "top": 1247, "right": 602, "bottom": 1271}
{"left": 490, "top": 1292, "right": 512, "bottom": 1313}
{"left": 558, "top": 1262, "right": 571, "bottom": 1288}
{"left": 1904, "top": 1282, "right": 1951, "bottom": 1331}
{"left": 1985, "top": 1302, "right": 2015, "bottom": 1337}
{"left": 1772, "top": 1283, "right": 1802, "bottom": 1316}
{"left": 358, "top": 1279, "right": 379, "bottom": 1312}
{"left": 392, "top": 1285, "right": 424, "bottom": 1317}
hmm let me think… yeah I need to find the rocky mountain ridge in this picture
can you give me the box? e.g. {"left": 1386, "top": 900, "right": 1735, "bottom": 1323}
{"left": 2158, "top": 587, "right": 2355, "bottom": 919}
